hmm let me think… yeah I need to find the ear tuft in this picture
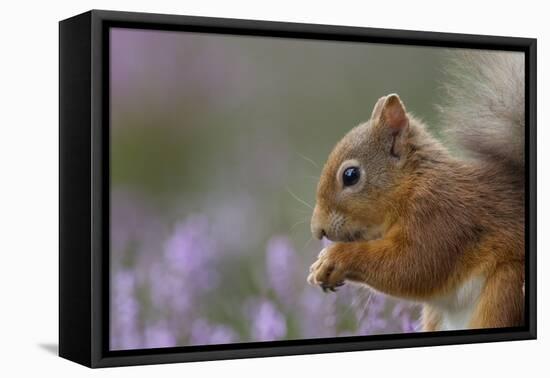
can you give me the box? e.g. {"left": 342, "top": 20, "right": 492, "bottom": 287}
{"left": 381, "top": 94, "right": 408, "bottom": 133}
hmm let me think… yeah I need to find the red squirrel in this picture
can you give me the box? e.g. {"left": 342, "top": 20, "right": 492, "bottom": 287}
{"left": 307, "top": 52, "right": 525, "bottom": 331}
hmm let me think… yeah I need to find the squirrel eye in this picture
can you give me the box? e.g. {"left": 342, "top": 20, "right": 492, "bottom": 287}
{"left": 342, "top": 167, "right": 360, "bottom": 187}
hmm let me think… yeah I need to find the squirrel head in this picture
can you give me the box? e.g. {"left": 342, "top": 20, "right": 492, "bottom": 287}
{"left": 311, "top": 94, "right": 411, "bottom": 242}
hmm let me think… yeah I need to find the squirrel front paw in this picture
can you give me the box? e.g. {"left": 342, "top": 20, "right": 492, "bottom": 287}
{"left": 307, "top": 247, "right": 347, "bottom": 292}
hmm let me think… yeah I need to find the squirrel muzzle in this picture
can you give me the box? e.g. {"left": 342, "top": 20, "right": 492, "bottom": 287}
{"left": 310, "top": 205, "right": 327, "bottom": 240}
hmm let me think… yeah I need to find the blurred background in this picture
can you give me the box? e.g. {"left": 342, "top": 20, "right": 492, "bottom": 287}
{"left": 109, "top": 27, "right": 451, "bottom": 350}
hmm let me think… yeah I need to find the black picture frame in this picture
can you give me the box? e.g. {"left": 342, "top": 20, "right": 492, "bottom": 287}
{"left": 59, "top": 9, "right": 537, "bottom": 368}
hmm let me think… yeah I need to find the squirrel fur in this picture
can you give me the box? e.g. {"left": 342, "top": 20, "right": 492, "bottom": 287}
{"left": 308, "top": 51, "right": 525, "bottom": 331}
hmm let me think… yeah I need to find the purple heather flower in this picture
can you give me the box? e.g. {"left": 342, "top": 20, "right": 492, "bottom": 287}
{"left": 146, "top": 214, "right": 222, "bottom": 332}
{"left": 298, "top": 286, "right": 338, "bottom": 338}
{"left": 265, "top": 236, "right": 299, "bottom": 305}
{"left": 189, "top": 319, "right": 238, "bottom": 346}
{"left": 163, "top": 215, "right": 220, "bottom": 291}
{"left": 143, "top": 322, "right": 177, "bottom": 349}
{"left": 110, "top": 270, "right": 141, "bottom": 350}
{"left": 209, "top": 325, "right": 238, "bottom": 345}
{"left": 148, "top": 261, "right": 193, "bottom": 317}
{"left": 246, "top": 299, "right": 287, "bottom": 342}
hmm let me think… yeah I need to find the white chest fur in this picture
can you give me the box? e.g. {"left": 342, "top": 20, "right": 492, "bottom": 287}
{"left": 426, "top": 275, "right": 486, "bottom": 331}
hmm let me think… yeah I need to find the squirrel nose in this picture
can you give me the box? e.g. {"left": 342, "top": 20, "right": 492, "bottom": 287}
{"left": 313, "top": 228, "right": 326, "bottom": 240}
{"left": 311, "top": 205, "right": 327, "bottom": 240}
{"left": 311, "top": 220, "right": 326, "bottom": 240}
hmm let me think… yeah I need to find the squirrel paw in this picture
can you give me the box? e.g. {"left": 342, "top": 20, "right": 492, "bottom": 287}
{"left": 307, "top": 247, "right": 346, "bottom": 292}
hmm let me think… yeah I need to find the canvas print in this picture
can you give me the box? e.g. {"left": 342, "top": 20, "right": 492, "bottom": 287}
{"left": 109, "top": 28, "right": 525, "bottom": 351}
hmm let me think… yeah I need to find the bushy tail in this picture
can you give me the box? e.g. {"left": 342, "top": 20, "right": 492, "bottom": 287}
{"left": 439, "top": 51, "right": 525, "bottom": 172}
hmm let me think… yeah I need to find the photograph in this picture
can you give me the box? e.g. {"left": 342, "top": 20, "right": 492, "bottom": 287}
{"left": 108, "top": 27, "right": 525, "bottom": 351}
{"left": 1, "top": 0, "right": 545, "bottom": 376}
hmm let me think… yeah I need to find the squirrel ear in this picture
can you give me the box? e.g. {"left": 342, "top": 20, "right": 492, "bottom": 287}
{"left": 379, "top": 94, "right": 409, "bottom": 158}
{"left": 380, "top": 94, "right": 408, "bottom": 133}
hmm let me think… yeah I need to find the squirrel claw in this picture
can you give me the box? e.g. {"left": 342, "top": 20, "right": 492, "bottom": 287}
{"left": 320, "top": 282, "right": 344, "bottom": 293}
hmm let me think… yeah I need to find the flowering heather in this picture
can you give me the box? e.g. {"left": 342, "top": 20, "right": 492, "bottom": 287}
{"left": 246, "top": 299, "right": 287, "bottom": 342}
{"left": 110, "top": 192, "right": 421, "bottom": 350}
{"left": 265, "top": 236, "right": 300, "bottom": 307}
{"left": 189, "top": 319, "right": 238, "bottom": 346}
